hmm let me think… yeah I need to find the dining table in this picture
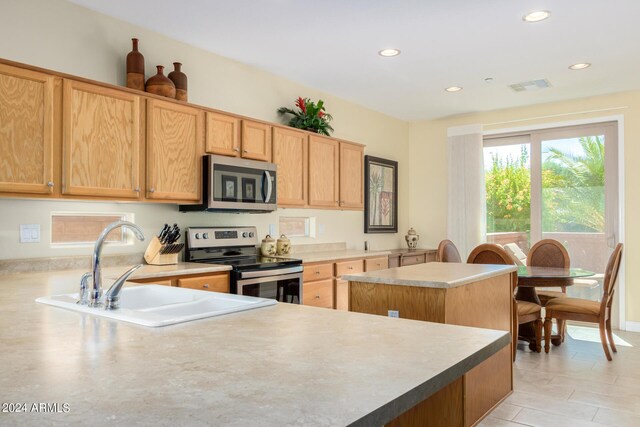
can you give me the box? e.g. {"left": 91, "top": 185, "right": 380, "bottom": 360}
{"left": 516, "top": 266, "right": 595, "bottom": 349}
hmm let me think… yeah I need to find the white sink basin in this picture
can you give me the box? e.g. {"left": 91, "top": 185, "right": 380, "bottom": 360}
{"left": 36, "top": 284, "right": 277, "bottom": 327}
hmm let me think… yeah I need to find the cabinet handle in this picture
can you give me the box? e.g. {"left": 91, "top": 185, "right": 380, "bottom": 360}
{"left": 243, "top": 149, "right": 248, "bottom": 153}
{"left": 348, "top": 266, "right": 353, "bottom": 270}
{"left": 234, "top": 148, "right": 240, "bottom": 152}
{"left": 315, "top": 271, "right": 320, "bottom": 275}
{"left": 315, "top": 295, "right": 320, "bottom": 299}
{"left": 203, "top": 284, "right": 209, "bottom": 288}
{"left": 47, "top": 181, "right": 54, "bottom": 187}
{"left": 134, "top": 187, "right": 140, "bottom": 192}
{"left": 149, "top": 188, "right": 155, "bottom": 193}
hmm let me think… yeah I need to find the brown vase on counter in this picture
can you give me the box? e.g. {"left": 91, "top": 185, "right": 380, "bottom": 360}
{"left": 168, "top": 62, "right": 188, "bottom": 101}
{"left": 145, "top": 65, "right": 176, "bottom": 98}
{"left": 126, "top": 38, "right": 145, "bottom": 91}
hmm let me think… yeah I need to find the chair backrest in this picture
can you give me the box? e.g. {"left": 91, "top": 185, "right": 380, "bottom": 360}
{"left": 437, "top": 239, "right": 462, "bottom": 263}
{"left": 467, "top": 243, "right": 517, "bottom": 292}
{"left": 467, "top": 244, "right": 514, "bottom": 266}
{"left": 527, "top": 239, "right": 570, "bottom": 269}
{"left": 601, "top": 243, "right": 623, "bottom": 313}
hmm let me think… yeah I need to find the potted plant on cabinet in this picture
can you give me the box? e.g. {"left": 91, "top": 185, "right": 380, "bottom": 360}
{"left": 277, "top": 97, "right": 334, "bottom": 136}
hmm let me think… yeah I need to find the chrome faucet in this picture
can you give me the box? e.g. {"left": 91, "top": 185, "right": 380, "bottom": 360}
{"left": 90, "top": 221, "right": 145, "bottom": 307}
{"left": 104, "top": 264, "right": 143, "bottom": 310}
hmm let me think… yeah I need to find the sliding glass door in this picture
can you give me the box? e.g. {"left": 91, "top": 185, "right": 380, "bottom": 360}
{"left": 485, "top": 122, "right": 618, "bottom": 301}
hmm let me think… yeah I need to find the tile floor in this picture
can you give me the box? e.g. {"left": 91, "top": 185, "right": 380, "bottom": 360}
{"left": 479, "top": 325, "right": 640, "bottom": 427}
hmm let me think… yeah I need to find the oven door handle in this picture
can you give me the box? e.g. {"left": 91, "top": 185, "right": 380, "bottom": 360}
{"left": 238, "top": 265, "right": 303, "bottom": 279}
{"left": 236, "top": 272, "right": 303, "bottom": 286}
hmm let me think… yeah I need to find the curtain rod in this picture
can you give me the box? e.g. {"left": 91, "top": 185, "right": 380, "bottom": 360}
{"left": 483, "top": 106, "right": 628, "bottom": 127}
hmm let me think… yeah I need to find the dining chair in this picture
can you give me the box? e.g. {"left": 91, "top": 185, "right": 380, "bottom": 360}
{"left": 527, "top": 239, "right": 571, "bottom": 306}
{"left": 544, "top": 243, "right": 623, "bottom": 361}
{"left": 467, "top": 243, "right": 542, "bottom": 361}
{"left": 437, "top": 239, "right": 462, "bottom": 263}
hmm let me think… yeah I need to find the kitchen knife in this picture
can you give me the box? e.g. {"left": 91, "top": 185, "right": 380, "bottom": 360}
{"left": 158, "top": 224, "right": 170, "bottom": 243}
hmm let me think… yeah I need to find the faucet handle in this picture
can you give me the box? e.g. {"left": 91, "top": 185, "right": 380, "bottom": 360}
{"left": 77, "top": 272, "right": 91, "bottom": 305}
{"left": 104, "top": 264, "right": 143, "bottom": 310}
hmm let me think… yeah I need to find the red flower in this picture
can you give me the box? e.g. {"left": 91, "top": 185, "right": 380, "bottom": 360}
{"left": 318, "top": 111, "right": 324, "bottom": 118}
{"left": 295, "top": 97, "right": 306, "bottom": 113}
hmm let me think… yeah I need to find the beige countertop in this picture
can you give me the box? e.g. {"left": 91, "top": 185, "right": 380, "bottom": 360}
{"left": 104, "top": 262, "right": 231, "bottom": 281}
{"left": 0, "top": 268, "right": 508, "bottom": 426}
{"left": 285, "top": 249, "right": 392, "bottom": 263}
{"left": 343, "top": 262, "right": 517, "bottom": 288}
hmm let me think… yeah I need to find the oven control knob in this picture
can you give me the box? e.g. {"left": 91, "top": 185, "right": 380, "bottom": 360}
{"left": 249, "top": 232, "right": 255, "bottom": 238}
{"left": 203, "top": 233, "right": 209, "bottom": 239}
{"left": 195, "top": 233, "right": 201, "bottom": 239}
{"left": 242, "top": 232, "right": 248, "bottom": 238}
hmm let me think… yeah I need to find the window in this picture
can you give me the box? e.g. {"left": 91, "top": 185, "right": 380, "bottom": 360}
{"left": 279, "top": 216, "right": 315, "bottom": 238}
{"left": 51, "top": 212, "right": 129, "bottom": 245}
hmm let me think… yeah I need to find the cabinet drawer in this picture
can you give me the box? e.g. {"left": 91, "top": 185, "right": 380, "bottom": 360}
{"left": 401, "top": 254, "right": 426, "bottom": 266}
{"left": 303, "top": 262, "right": 333, "bottom": 282}
{"left": 130, "top": 278, "right": 173, "bottom": 287}
{"left": 177, "top": 274, "right": 229, "bottom": 293}
{"left": 365, "top": 257, "right": 389, "bottom": 272}
{"left": 335, "top": 259, "right": 364, "bottom": 277}
{"left": 303, "top": 279, "right": 334, "bottom": 308}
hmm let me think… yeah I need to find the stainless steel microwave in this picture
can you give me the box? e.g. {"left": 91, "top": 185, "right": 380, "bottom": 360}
{"left": 180, "top": 155, "right": 277, "bottom": 213}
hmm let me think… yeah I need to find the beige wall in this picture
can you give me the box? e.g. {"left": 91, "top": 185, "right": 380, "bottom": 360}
{"left": 0, "top": 0, "right": 410, "bottom": 260}
{"left": 409, "top": 91, "right": 640, "bottom": 323}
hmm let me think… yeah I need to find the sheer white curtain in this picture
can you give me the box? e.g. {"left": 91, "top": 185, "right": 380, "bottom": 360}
{"left": 447, "top": 125, "right": 486, "bottom": 259}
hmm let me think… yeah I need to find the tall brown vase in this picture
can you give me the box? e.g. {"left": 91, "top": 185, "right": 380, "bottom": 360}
{"left": 126, "top": 38, "right": 145, "bottom": 91}
{"left": 168, "top": 62, "right": 188, "bottom": 101}
{"left": 145, "top": 65, "right": 176, "bottom": 98}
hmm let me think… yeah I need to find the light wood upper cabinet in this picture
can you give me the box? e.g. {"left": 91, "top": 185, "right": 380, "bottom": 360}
{"left": 272, "top": 127, "right": 308, "bottom": 206}
{"left": 241, "top": 120, "right": 271, "bottom": 161}
{"left": 0, "top": 64, "right": 54, "bottom": 194}
{"left": 205, "top": 111, "right": 240, "bottom": 156}
{"left": 308, "top": 135, "right": 339, "bottom": 208}
{"left": 146, "top": 99, "right": 204, "bottom": 201}
{"left": 339, "top": 142, "right": 364, "bottom": 209}
{"left": 62, "top": 80, "right": 141, "bottom": 198}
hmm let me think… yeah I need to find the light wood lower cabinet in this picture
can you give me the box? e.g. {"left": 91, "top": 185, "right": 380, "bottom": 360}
{"left": 272, "top": 127, "right": 308, "bottom": 206}
{"left": 388, "top": 249, "right": 437, "bottom": 268}
{"left": 146, "top": 99, "right": 204, "bottom": 202}
{"left": 177, "top": 274, "right": 230, "bottom": 293}
{"left": 335, "top": 279, "right": 349, "bottom": 311}
{"left": 241, "top": 120, "right": 271, "bottom": 161}
{"left": 205, "top": 111, "right": 240, "bottom": 156}
{"left": 303, "top": 278, "right": 334, "bottom": 308}
{"left": 365, "top": 257, "right": 389, "bottom": 272}
{"left": 62, "top": 79, "right": 141, "bottom": 198}
{"left": 0, "top": 63, "right": 55, "bottom": 195}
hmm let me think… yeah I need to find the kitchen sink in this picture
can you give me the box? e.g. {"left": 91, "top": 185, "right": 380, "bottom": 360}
{"left": 36, "top": 284, "right": 277, "bottom": 327}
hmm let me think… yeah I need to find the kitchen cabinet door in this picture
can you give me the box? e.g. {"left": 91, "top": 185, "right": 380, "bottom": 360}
{"left": 272, "top": 127, "right": 307, "bottom": 206}
{"left": 303, "top": 279, "right": 334, "bottom": 309}
{"left": 146, "top": 99, "right": 204, "bottom": 201}
{"left": 339, "top": 141, "right": 364, "bottom": 209}
{"left": 0, "top": 64, "right": 55, "bottom": 194}
{"left": 177, "top": 274, "right": 229, "bottom": 293}
{"left": 241, "top": 120, "right": 271, "bottom": 161}
{"left": 335, "top": 279, "right": 349, "bottom": 311}
{"left": 308, "top": 135, "right": 339, "bottom": 208}
{"left": 62, "top": 80, "right": 141, "bottom": 198}
{"left": 205, "top": 111, "right": 240, "bottom": 157}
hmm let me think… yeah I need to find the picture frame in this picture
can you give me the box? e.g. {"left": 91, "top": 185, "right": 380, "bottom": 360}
{"left": 364, "top": 155, "right": 398, "bottom": 233}
{"left": 242, "top": 177, "right": 256, "bottom": 203}
{"left": 221, "top": 175, "right": 238, "bottom": 201}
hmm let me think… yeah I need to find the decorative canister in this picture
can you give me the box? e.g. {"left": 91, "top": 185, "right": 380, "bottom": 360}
{"left": 126, "top": 38, "right": 145, "bottom": 91}
{"left": 260, "top": 235, "right": 277, "bottom": 256}
{"left": 168, "top": 62, "right": 188, "bottom": 101}
{"left": 405, "top": 227, "right": 419, "bottom": 250}
{"left": 145, "top": 65, "right": 176, "bottom": 98}
{"left": 276, "top": 234, "right": 291, "bottom": 255}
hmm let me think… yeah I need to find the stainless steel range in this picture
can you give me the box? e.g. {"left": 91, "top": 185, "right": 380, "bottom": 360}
{"left": 185, "top": 226, "right": 303, "bottom": 303}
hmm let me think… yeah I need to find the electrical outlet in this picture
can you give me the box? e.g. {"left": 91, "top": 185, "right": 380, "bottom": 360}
{"left": 388, "top": 310, "right": 399, "bottom": 318}
{"left": 269, "top": 224, "right": 276, "bottom": 236}
{"left": 20, "top": 224, "right": 41, "bottom": 243}
{"left": 318, "top": 224, "right": 325, "bottom": 236}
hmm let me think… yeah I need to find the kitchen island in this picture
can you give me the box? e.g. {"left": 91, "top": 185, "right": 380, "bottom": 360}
{"left": 1, "top": 268, "right": 508, "bottom": 426}
{"left": 344, "top": 262, "right": 517, "bottom": 427}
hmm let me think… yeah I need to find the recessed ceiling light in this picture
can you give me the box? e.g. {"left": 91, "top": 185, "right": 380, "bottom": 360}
{"left": 569, "top": 63, "right": 591, "bottom": 70}
{"left": 523, "top": 10, "right": 551, "bottom": 22}
{"left": 445, "top": 86, "right": 463, "bottom": 92}
{"left": 378, "top": 48, "right": 401, "bottom": 57}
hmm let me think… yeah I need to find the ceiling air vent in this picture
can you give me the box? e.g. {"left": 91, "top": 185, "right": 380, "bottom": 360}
{"left": 509, "top": 79, "right": 552, "bottom": 92}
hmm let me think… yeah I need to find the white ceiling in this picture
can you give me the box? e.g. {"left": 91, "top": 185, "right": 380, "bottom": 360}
{"left": 68, "top": 0, "right": 640, "bottom": 121}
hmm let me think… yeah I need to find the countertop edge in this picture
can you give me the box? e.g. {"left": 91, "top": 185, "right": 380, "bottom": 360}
{"left": 349, "top": 331, "right": 511, "bottom": 426}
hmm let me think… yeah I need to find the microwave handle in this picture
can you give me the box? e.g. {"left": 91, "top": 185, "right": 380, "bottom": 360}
{"left": 262, "top": 171, "right": 273, "bottom": 203}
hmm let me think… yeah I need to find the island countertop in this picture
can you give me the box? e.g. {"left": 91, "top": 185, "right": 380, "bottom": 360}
{"left": 343, "top": 261, "right": 517, "bottom": 288}
{"left": 0, "top": 269, "right": 508, "bottom": 426}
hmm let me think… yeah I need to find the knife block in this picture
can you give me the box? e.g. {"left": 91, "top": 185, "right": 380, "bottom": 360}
{"left": 144, "top": 236, "right": 179, "bottom": 265}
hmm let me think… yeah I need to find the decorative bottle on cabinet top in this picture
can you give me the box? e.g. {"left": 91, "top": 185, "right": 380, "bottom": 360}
{"left": 405, "top": 227, "right": 420, "bottom": 250}
{"left": 168, "top": 62, "right": 188, "bottom": 101}
{"left": 145, "top": 65, "right": 176, "bottom": 99}
{"left": 126, "top": 38, "right": 145, "bottom": 91}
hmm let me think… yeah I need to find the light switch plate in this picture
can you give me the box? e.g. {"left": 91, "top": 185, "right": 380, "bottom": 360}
{"left": 20, "top": 224, "right": 41, "bottom": 243}
{"left": 269, "top": 224, "right": 276, "bottom": 236}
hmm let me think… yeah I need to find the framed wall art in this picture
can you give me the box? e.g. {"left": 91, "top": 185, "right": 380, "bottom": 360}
{"left": 364, "top": 155, "right": 398, "bottom": 233}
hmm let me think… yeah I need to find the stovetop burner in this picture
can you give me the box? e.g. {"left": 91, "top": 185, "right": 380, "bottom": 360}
{"left": 195, "top": 255, "right": 302, "bottom": 271}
